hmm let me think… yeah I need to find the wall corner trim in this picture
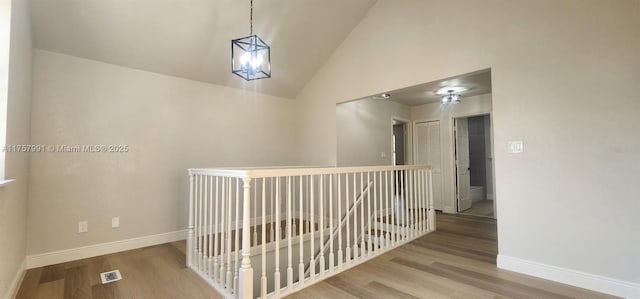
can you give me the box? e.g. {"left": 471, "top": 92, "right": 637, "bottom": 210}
{"left": 7, "top": 257, "right": 26, "bottom": 299}
{"left": 26, "top": 229, "right": 187, "bottom": 269}
{"left": 497, "top": 254, "right": 640, "bottom": 299}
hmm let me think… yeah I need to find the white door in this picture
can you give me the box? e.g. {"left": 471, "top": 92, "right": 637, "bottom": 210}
{"left": 455, "top": 118, "right": 472, "bottom": 212}
{"left": 415, "top": 121, "right": 443, "bottom": 210}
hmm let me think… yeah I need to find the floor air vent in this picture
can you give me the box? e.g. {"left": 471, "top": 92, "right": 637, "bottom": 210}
{"left": 100, "top": 270, "right": 122, "bottom": 284}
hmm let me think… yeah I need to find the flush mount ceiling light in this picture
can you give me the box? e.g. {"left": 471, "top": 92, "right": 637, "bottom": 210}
{"left": 436, "top": 86, "right": 466, "bottom": 104}
{"left": 441, "top": 90, "right": 462, "bottom": 104}
{"left": 231, "top": 0, "right": 271, "bottom": 81}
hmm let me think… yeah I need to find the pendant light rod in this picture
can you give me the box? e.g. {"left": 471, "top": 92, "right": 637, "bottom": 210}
{"left": 250, "top": 0, "right": 253, "bottom": 35}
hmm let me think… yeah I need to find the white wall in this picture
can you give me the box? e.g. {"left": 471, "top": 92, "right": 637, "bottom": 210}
{"left": 27, "top": 50, "right": 298, "bottom": 256}
{"left": 295, "top": 0, "right": 640, "bottom": 296}
{"left": 411, "top": 94, "right": 492, "bottom": 213}
{"left": 0, "top": 0, "right": 32, "bottom": 297}
{"left": 336, "top": 98, "right": 411, "bottom": 166}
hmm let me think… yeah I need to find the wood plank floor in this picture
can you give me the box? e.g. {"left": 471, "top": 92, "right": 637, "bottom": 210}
{"left": 460, "top": 200, "right": 494, "bottom": 218}
{"left": 16, "top": 213, "right": 617, "bottom": 299}
{"left": 15, "top": 242, "right": 222, "bottom": 299}
{"left": 287, "top": 213, "right": 617, "bottom": 299}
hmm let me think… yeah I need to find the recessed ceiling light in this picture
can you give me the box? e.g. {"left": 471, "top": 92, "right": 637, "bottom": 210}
{"left": 435, "top": 86, "right": 467, "bottom": 95}
{"left": 381, "top": 93, "right": 391, "bottom": 99}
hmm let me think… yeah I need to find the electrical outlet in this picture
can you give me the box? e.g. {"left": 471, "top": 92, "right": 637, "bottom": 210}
{"left": 78, "top": 221, "right": 88, "bottom": 233}
{"left": 111, "top": 217, "right": 120, "bottom": 228}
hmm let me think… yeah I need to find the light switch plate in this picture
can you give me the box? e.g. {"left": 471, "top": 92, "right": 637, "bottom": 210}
{"left": 508, "top": 141, "right": 524, "bottom": 153}
{"left": 78, "top": 221, "right": 88, "bottom": 233}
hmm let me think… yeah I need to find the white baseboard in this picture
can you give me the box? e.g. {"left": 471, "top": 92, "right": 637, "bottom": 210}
{"left": 26, "top": 230, "right": 187, "bottom": 269}
{"left": 497, "top": 254, "right": 640, "bottom": 299}
{"left": 486, "top": 193, "right": 494, "bottom": 200}
{"left": 6, "top": 258, "right": 26, "bottom": 299}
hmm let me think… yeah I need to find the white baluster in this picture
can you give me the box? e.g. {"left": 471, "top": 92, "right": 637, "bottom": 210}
{"left": 377, "top": 171, "right": 382, "bottom": 247}
{"left": 214, "top": 177, "right": 220, "bottom": 282}
{"left": 306, "top": 177, "right": 310, "bottom": 234}
{"left": 309, "top": 175, "right": 315, "bottom": 280}
{"left": 271, "top": 178, "right": 275, "bottom": 243}
{"left": 408, "top": 169, "right": 414, "bottom": 238}
{"left": 204, "top": 176, "right": 209, "bottom": 276}
{"left": 428, "top": 169, "right": 435, "bottom": 232}
{"left": 424, "top": 169, "right": 428, "bottom": 232}
{"left": 298, "top": 176, "right": 304, "bottom": 285}
{"left": 360, "top": 172, "right": 365, "bottom": 258}
{"left": 329, "top": 173, "right": 335, "bottom": 273}
{"left": 208, "top": 177, "right": 214, "bottom": 277}
{"left": 367, "top": 172, "right": 372, "bottom": 255}
{"left": 219, "top": 177, "right": 226, "bottom": 285}
{"left": 261, "top": 178, "right": 267, "bottom": 299}
{"left": 385, "top": 171, "right": 390, "bottom": 247}
{"left": 319, "top": 174, "right": 325, "bottom": 277}
{"left": 197, "top": 175, "right": 202, "bottom": 270}
{"left": 345, "top": 173, "right": 351, "bottom": 263}
{"left": 253, "top": 183, "right": 258, "bottom": 247}
{"left": 373, "top": 171, "right": 378, "bottom": 252}
{"left": 391, "top": 171, "right": 397, "bottom": 245}
{"left": 416, "top": 169, "right": 421, "bottom": 235}
{"left": 187, "top": 173, "right": 194, "bottom": 268}
{"left": 287, "top": 176, "right": 293, "bottom": 289}
{"left": 401, "top": 170, "right": 406, "bottom": 240}
{"left": 292, "top": 177, "right": 297, "bottom": 237}
{"left": 226, "top": 179, "right": 232, "bottom": 289}
{"left": 274, "top": 177, "right": 281, "bottom": 296}
{"left": 234, "top": 178, "right": 240, "bottom": 293}
{"left": 420, "top": 169, "right": 425, "bottom": 232}
{"left": 337, "top": 174, "right": 343, "bottom": 268}
{"left": 353, "top": 173, "right": 358, "bottom": 260}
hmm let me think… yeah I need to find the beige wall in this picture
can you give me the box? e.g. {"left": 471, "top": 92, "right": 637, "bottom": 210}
{"left": 412, "top": 94, "right": 492, "bottom": 213}
{"left": 27, "top": 50, "right": 297, "bottom": 255}
{"left": 0, "top": 0, "right": 32, "bottom": 297}
{"left": 336, "top": 98, "right": 411, "bottom": 166}
{"left": 295, "top": 0, "right": 640, "bottom": 292}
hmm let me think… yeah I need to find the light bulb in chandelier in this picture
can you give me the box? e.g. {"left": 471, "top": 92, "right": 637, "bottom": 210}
{"left": 239, "top": 52, "right": 264, "bottom": 72}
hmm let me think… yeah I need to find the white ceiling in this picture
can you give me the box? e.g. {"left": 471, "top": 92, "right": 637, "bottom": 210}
{"left": 29, "top": 0, "right": 377, "bottom": 98}
{"left": 371, "top": 69, "right": 492, "bottom": 107}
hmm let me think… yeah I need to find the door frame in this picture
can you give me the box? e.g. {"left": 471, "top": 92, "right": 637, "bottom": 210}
{"left": 451, "top": 112, "right": 496, "bottom": 218}
{"left": 390, "top": 116, "right": 413, "bottom": 165}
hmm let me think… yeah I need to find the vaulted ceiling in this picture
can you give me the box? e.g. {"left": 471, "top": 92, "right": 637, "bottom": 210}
{"left": 29, "top": 0, "right": 377, "bottom": 98}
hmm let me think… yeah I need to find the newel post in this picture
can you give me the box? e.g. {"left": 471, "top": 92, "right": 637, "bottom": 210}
{"left": 187, "top": 172, "right": 194, "bottom": 268}
{"left": 239, "top": 177, "right": 254, "bottom": 299}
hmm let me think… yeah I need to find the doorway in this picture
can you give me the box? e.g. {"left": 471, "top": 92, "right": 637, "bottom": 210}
{"left": 454, "top": 114, "right": 495, "bottom": 218}
{"left": 392, "top": 119, "right": 409, "bottom": 166}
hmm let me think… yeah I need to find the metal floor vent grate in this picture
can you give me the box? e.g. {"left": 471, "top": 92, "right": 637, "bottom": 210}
{"left": 100, "top": 269, "right": 122, "bottom": 284}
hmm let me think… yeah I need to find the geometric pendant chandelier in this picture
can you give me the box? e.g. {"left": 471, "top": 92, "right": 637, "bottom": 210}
{"left": 231, "top": 0, "right": 271, "bottom": 81}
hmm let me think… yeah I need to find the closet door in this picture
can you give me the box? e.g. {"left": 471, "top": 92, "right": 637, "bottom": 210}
{"left": 415, "top": 121, "right": 443, "bottom": 210}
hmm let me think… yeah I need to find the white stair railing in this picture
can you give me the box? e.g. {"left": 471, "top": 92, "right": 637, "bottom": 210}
{"left": 188, "top": 165, "right": 435, "bottom": 299}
